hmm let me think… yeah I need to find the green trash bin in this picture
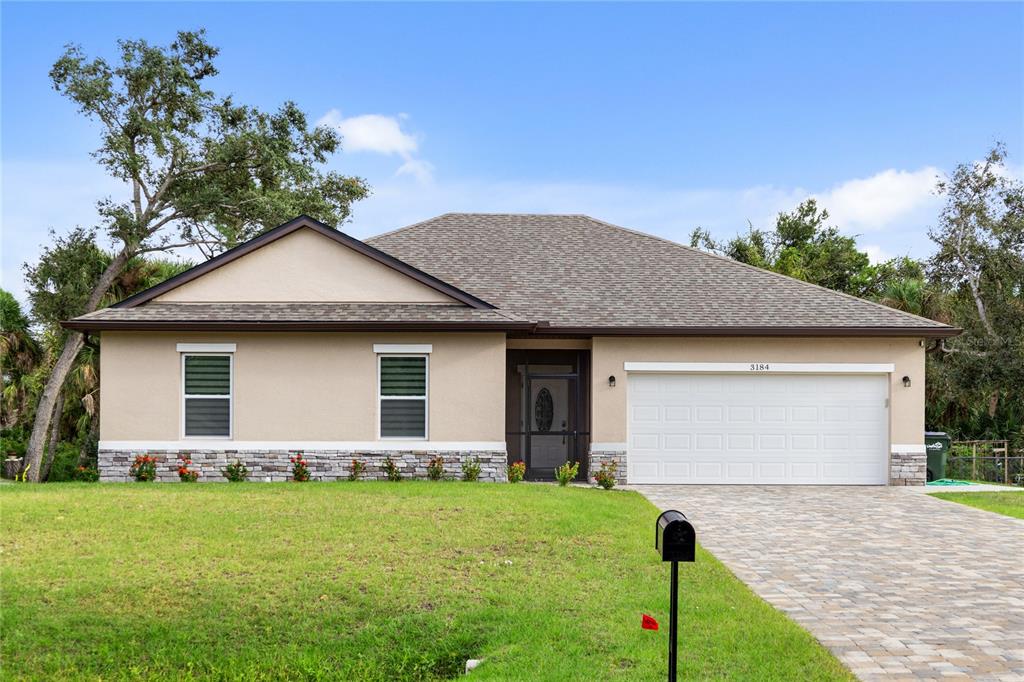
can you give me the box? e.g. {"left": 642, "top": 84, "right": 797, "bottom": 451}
{"left": 924, "top": 431, "right": 951, "bottom": 482}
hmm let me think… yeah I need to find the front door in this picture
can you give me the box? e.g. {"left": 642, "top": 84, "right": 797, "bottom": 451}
{"left": 526, "top": 373, "right": 578, "bottom": 479}
{"left": 505, "top": 350, "right": 590, "bottom": 481}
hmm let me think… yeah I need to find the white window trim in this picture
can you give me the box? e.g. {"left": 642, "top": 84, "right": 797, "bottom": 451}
{"left": 373, "top": 344, "right": 432, "bottom": 354}
{"left": 376, "top": 353, "right": 429, "bottom": 440}
{"left": 181, "top": 352, "right": 233, "bottom": 440}
{"left": 623, "top": 362, "right": 895, "bottom": 374}
{"left": 177, "top": 343, "right": 236, "bottom": 353}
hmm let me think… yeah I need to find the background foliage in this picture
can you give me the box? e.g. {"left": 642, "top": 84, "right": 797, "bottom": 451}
{"left": 691, "top": 144, "right": 1023, "bottom": 452}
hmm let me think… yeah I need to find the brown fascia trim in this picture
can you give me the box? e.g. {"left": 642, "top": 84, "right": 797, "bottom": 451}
{"left": 112, "top": 215, "right": 495, "bottom": 310}
{"left": 63, "top": 319, "right": 961, "bottom": 338}
{"left": 61, "top": 319, "right": 536, "bottom": 332}
{"left": 529, "top": 325, "right": 964, "bottom": 338}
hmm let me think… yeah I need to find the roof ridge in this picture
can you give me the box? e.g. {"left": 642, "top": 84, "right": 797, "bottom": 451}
{"left": 578, "top": 215, "right": 950, "bottom": 329}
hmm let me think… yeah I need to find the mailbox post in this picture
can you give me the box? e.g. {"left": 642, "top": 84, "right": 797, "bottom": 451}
{"left": 655, "top": 510, "right": 696, "bottom": 682}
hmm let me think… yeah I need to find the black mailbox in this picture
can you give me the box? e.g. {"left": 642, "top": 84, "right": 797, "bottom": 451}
{"left": 656, "top": 510, "right": 696, "bottom": 563}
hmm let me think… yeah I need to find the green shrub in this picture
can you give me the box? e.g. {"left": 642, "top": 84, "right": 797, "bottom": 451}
{"left": 461, "top": 457, "right": 481, "bottom": 482}
{"left": 129, "top": 455, "right": 158, "bottom": 482}
{"left": 554, "top": 461, "right": 580, "bottom": 487}
{"left": 426, "top": 456, "right": 445, "bottom": 481}
{"left": 177, "top": 456, "right": 200, "bottom": 482}
{"left": 348, "top": 459, "right": 366, "bottom": 481}
{"left": 222, "top": 459, "right": 249, "bottom": 482}
{"left": 1, "top": 427, "right": 27, "bottom": 458}
{"left": 382, "top": 457, "right": 402, "bottom": 482}
{"left": 72, "top": 465, "right": 99, "bottom": 482}
{"left": 47, "top": 443, "right": 81, "bottom": 482}
{"left": 507, "top": 460, "right": 526, "bottom": 483}
{"left": 289, "top": 454, "right": 310, "bottom": 482}
{"left": 593, "top": 460, "right": 618, "bottom": 490}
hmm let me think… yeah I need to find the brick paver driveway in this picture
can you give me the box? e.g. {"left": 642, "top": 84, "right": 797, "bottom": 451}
{"left": 635, "top": 486, "right": 1024, "bottom": 681}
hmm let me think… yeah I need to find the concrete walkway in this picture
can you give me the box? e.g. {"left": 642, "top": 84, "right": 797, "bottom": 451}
{"left": 634, "top": 485, "right": 1024, "bottom": 681}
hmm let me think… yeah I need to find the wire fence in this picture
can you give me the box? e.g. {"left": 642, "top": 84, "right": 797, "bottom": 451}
{"left": 947, "top": 440, "right": 1024, "bottom": 486}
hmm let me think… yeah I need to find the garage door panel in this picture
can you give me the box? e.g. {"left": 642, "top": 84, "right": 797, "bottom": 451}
{"left": 792, "top": 406, "right": 820, "bottom": 422}
{"left": 823, "top": 433, "right": 850, "bottom": 450}
{"left": 695, "top": 433, "right": 724, "bottom": 450}
{"left": 631, "top": 405, "right": 659, "bottom": 422}
{"left": 728, "top": 406, "right": 756, "bottom": 423}
{"left": 758, "top": 462, "right": 787, "bottom": 480}
{"left": 664, "top": 461, "right": 690, "bottom": 478}
{"left": 631, "top": 433, "right": 659, "bottom": 449}
{"left": 759, "top": 405, "right": 787, "bottom": 422}
{"left": 695, "top": 405, "right": 723, "bottom": 422}
{"left": 823, "top": 406, "right": 850, "bottom": 422}
{"left": 727, "top": 434, "right": 756, "bottom": 450}
{"left": 663, "top": 433, "right": 691, "bottom": 449}
{"left": 791, "top": 434, "right": 819, "bottom": 450}
{"left": 627, "top": 373, "right": 888, "bottom": 485}
{"left": 726, "top": 462, "right": 754, "bottom": 479}
{"left": 664, "top": 406, "right": 690, "bottom": 422}
{"left": 790, "top": 461, "right": 819, "bottom": 480}
{"left": 758, "top": 434, "right": 787, "bottom": 450}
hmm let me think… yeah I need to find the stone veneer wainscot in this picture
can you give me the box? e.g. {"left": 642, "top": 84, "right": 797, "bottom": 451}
{"left": 99, "top": 449, "right": 508, "bottom": 483}
{"left": 889, "top": 450, "right": 926, "bottom": 486}
{"left": 588, "top": 447, "right": 627, "bottom": 486}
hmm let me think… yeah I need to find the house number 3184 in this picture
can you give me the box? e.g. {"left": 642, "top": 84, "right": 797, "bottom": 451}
{"left": 749, "top": 363, "right": 771, "bottom": 371}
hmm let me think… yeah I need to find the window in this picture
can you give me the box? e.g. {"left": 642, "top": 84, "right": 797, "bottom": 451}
{"left": 182, "top": 354, "right": 232, "bottom": 438}
{"left": 378, "top": 355, "right": 428, "bottom": 438}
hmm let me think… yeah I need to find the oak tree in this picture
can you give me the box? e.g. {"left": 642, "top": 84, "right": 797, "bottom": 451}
{"left": 22, "top": 30, "right": 368, "bottom": 480}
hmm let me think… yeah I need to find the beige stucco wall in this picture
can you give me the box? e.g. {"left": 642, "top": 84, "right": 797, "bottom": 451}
{"left": 154, "top": 228, "right": 456, "bottom": 304}
{"left": 590, "top": 336, "right": 926, "bottom": 446}
{"left": 99, "top": 331, "right": 505, "bottom": 442}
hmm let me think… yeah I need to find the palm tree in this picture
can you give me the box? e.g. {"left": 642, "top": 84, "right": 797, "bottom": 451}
{"left": 1, "top": 290, "right": 42, "bottom": 430}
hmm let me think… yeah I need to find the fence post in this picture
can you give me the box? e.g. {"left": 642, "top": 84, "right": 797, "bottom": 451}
{"left": 1004, "top": 441, "right": 1009, "bottom": 485}
{"left": 972, "top": 443, "right": 977, "bottom": 481}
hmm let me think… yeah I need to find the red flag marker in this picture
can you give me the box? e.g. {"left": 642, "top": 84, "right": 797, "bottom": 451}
{"left": 642, "top": 614, "right": 659, "bottom": 630}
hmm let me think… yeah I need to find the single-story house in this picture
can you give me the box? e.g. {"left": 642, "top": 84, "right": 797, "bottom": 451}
{"left": 65, "top": 214, "right": 959, "bottom": 484}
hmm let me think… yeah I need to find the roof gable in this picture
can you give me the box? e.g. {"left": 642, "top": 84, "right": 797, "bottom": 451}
{"left": 116, "top": 216, "right": 493, "bottom": 309}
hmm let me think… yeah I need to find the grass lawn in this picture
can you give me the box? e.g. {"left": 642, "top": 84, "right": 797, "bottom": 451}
{"left": 929, "top": 491, "right": 1024, "bottom": 519}
{"left": 1, "top": 483, "right": 852, "bottom": 681}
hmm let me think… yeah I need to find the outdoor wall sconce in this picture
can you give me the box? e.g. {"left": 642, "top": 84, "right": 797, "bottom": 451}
{"left": 608, "top": 375, "right": 617, "bottom": 387}
{"left": 902, "top": 376, "right": 912, "bottom": 388}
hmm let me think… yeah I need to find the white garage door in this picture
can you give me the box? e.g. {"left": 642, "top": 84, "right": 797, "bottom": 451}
{"left": 627, "top": 373, "right": 889, "bottom": 484}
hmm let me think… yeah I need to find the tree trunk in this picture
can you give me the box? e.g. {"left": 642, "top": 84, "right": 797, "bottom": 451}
{"left": 79, "top": 409, "right": 100, "bottom": 467}
{"left": 23, "top": 249, "right": 131, "bottom": 482}
{"left": 41, "top": 391, "right": 65, "bottom": 481}
{"left": 24, "top": 336, "right": 83, "bottom": 481}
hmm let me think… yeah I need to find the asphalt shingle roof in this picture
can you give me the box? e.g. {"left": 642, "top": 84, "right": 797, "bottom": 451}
{"left": 71, "top": 303, "right": 528, "bottom": 327}
{"left": 68, "top": 213, "right": 956, "bottom": 335}
{"left": 367, "top": 213, "right": 952, "bottom": 332}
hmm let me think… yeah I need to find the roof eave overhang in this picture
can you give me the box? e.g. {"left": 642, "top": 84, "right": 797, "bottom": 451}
{"left": 61, "top": 320, "right": 961, "bottom": 338}
{"left": 530, "top": 325, "right": 963, "bottom": 338}
{"left": 61, "top": 319, "right": 536, "bottom": 333}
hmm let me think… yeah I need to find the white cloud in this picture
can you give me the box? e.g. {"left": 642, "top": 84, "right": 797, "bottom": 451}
{"left": 395, "top": 159, "right": 436, "bottom": 184}
{"left": 317, "top": 110, "right": 418, "bottom": 156}
{"left": 316, "top": 109, "right": 432, "bottom": 183}
{"left": 861, "top": 244, "right": 893, "bottom": 264}
{"left": 813, "top": 167, "right": 942, "bottom": 233}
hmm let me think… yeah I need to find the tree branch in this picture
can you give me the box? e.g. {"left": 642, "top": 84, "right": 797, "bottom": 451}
{"left": 136, "top": 239, "right": 221, "bottom": 254}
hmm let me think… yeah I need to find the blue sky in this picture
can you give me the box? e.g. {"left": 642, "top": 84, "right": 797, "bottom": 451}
{"left": 3, "top": 2, "right": 1022, "bottom": 303}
